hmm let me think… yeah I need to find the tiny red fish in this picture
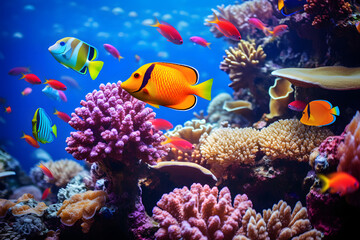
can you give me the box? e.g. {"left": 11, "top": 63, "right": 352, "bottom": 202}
{"left": 21, "top": 132, "right": 40, "bottom": 148}
{"left": 161, "top": 136, "right": 194, "bottom": 152}
{"left": 288, "top": 100, "right": 307, "bottom": 112}
{"left": 54, "top": 109, "right": 71, "bottom": 123}
{"left": 8, "top": 67, "right": 30, "bottom": 76}
{"left": 269, "top": 25, "right": 288, "bottom": 37}
{"left": 150, "top": 18, "right": 183, "bottom": 45}
{"left": 21, "top": 87, "right": 32, "bottom": 96}
{"left": 20, "top": 73, "right": 42, "bottom": 84}
{"left": 207, "top": 12, "right": 241, "bottom": 41}
{"left": 189, "top": 36, "right": 211, "bottom": 49}
{"left": 318, "top": 172, "right": 359, "bottom": 196}
{"left": 104, "top": 44, "right": 123, "bottom": 61}
{"left": 58, "top": 90, "right": 67, "bottom": 102}
{"left": 44, "top": 79, "right": 67, "bottom": 91}
{"left": 41, "top": 187, "right": 51, "bottom": 200}
{"left": 38, "top": 163, "right": 54, "bottom": 179}
{"left": 4, "top": 106, "right": 11, "bottom": 113}
{"left": 149, "top": 118, "right": 173, "bottom": 131}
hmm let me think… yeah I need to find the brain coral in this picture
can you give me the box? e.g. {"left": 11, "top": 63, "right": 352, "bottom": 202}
{"left": 258, "top": 119, "right": 332, "bottom": 162}
{"left": 152, "top": 183, "right": 252, "bottom": 240}
{"left": 66, "top": 81, "right": 167, "bottom": 165}
{"left": 234, "top": 200, "right": 323, "bottom": 240}
{"left": 199, "top": 127, "right": 259, "bottom": 177}
{"left": 57, "top": 190, "right": 107, "bottom": 233}
{"left": 42, "top": 159, "right": 84, "bottom": 187}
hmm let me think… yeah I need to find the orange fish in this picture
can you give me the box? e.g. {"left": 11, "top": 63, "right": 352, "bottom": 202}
{"left": 269, "top": 25, "right": 288, "bottom": 37}
{"left": 318, "top": 172, "right": 359, "bottom": 196}
{"left": 20, "top": 73, "right": 42, "bottom": 84}
{"left": 161, "top": 136, "right": 194, "bottom": 152}
{"left": 41, "top": 187, "right": 51, "bottom": 200}
{"left": 4, "top": 106, "right": 11, "bottom": 113}
{"left": 44, "top": 79, "right": 67, "bottom": 91}
{"left": 21, "top": 132, "right": 40, "bottom": 148}
{"left": 248, "top": 18, "right": 270, "bottom": 35}
{"left": 38, "top": 163, "right": 54, "bottom": 179}
{"left": 300, "top": 100, "right": 339, "bottom": 127}
{"left": 149, "top": 118, "right": 173, "bottom": 131}
{"left": 206, "top": 12, "right": 241, "bottom": 41}
{"left": 150, "top": 18, "right": 183, "bottom": 45}
{"left": 121, "top": 62, "right": 213, "bottom": 110}
{"left": 54, "top": 109, "right": 71, "bottom": 123}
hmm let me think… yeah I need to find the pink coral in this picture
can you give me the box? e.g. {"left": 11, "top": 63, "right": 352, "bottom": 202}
{"left": 152, "top": 183, "right": 252, "bottom": 240}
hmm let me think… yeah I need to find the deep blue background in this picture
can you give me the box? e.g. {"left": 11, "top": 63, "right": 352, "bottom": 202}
{"left": 0, "top": 0, "right": 238, "bottom": 172}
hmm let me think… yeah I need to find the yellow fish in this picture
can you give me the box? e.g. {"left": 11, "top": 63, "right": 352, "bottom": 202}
{"left": 300, "top": 100, "right": 340, "bottom": 127}
{"left": 48, "top": 37, "right": 104, "bottom": 80}
{"left": 121, "top": 62, "right": 213, "bottom": 110}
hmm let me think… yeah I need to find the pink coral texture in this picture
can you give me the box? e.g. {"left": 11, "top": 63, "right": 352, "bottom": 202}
{"left": 152, "top": 183, "right": 252, "bottom": 240}
{"left": 65, "top": 81, "right": 167, "bottom": 165}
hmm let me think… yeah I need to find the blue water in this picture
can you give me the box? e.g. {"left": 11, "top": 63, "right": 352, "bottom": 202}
{"left": 0, "top": 0, "right": 237, "bottom": 172}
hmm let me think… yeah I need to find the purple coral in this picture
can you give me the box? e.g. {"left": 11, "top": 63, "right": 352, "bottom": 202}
{"left": 152, "top": 183, "right": 252, "bottom": 240}
{"left": 66, "top": 81, "right": 167, "bottom": 166}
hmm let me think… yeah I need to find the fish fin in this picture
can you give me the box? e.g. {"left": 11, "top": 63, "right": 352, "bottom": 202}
{"left": 330, "top": 106, "right": 340, "bottom": 116}
{"left": 155, "top": 62, "right": 199, "bottom": 85}
{"left": 118, "top": 56, "right": 124, "bottom": 61}
{"left": 146, "top": 102, "right": 160, "bottom": 108}
{"left": 165, "top": 95, "right": 197, "bottom": 111}
{"left": 88, "top": 61, "right": 104, "bottom": 80}
{"left": 192, "top": 78, "right": 213, "bottom": 101}
{"left": 64, "top": 48, "right": 72, "bottom": 60}
{"left": 206, "top": 12, "right": 219, "bottom": 24}
{"left": 150, "top": 17, "right": 161, "bottom": 27}
{"left": 161, "top": 135, "right": 171, "bottom": 145}
{"left": 43, "top": 79, "right": 49, "bottom": 84}
{"left": 54, "top": 109, "right": 58, "bottom": 115}
{"left": 61, "top": 63, "right": 70, "bottom": 69}
{"left": 317, "top": 174, "right": 330, "bottom": 193}
{"left": 88, "top": 45, "right": 97, "bottom": 61}
{"left": 21, "top": 132, "right": 26, "bottom": 139}
{"left": 79, "top": 65, "right": 87, "bottom": 74}
{"left": 278, "top": 0, "right": 284, "bottom": 11}
{"left": 19, "top": 73, "right": 25, "bottom": 80}
{"left": 52, "top": 124, "right": 57, "bottom": 138}
{"left": 207, "top": 42, "right": 211, "bottom": 49}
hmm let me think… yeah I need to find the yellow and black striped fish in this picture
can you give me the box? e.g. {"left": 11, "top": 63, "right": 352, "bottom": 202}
{"left": 32, "top": 108, "right": 57, "bottom": 144}
{"left": 48, "top": 37, "right": 103, "bottom": 80}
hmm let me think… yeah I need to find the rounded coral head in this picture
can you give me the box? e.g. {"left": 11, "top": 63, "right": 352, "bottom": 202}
{"left": 65, "top": 81, "right": 168, "bottom": 165}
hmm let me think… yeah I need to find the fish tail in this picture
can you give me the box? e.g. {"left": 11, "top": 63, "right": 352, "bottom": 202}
{"left": 54, "top": 108, "right": 59, "bottom": 115}
{"left": 161, "top": 135, "right": 171, "bottom": 145}
{"left": 52, "top": 124, "right": 57, "bottom": 138}
{"left": 150, "top": 17, "right": 160, "bottom": 27}
{"left": 192, "top": 78, "right": 213, "bottom": 101}
{"left": 317, "top": 174, "right": 330, "bottom": 193}
{"left": 118, "top": 56, "right": 124, "bottom": 61}
{"left": 21, "top": 132, "right": 26, "bottom": 139}
{"left": 207, "top": 12, "right": 219, "bottom": 24}
{"left": 88, "top": 61, "right": 104, "bottom": 80}
{"left": 206, "top": 42, "right": 211, "bottom": 49}
{"left": 330, "top": 106, "right": 340, "bottom": 116}
{"left": 19, "top": 73, "right": 25, "bottom": 80}
{"left": 43, "top": 79, "right": 48, "bottom": 84}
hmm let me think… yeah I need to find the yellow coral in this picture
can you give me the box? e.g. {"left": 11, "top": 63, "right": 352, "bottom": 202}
{"left": 199, "top": 127, "right": 259, "bottom": 177}
{"left": 43, "top": 159, "right": 84, "bottom": 187}
{"left": 220, "top": 40, "right": 266, "bottom": 95}
{"left": 258, "top": 119, "right": 332, "bottom": 162}
{"left": 57, "top": 190, "right": 107, "bottom": 233}
{"left": 234, "top": 200, "right": 323, "bottom": 240}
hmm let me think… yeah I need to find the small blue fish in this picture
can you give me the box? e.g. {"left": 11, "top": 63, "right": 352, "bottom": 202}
{"left": 42, "top": 86, "right": 61, "bottom": 102}
{"left": 32, "top": 108, "right": 57, "bottom": 144}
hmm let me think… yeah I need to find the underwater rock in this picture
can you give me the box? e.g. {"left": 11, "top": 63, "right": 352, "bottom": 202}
{"left": 42, "top": 159, "right": 84, "bottom": 187}
{"left": 13, "top": 214, "right": 48, "bottom": 237}
{"left": 57, "top": 175, "right": 87, "bottom": 203}
{"left": 10, "top": 185, "right": 42, "bottom": 201}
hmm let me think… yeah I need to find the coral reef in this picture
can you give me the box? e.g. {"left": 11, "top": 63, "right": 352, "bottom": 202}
{"left": 259, "top": 119, "right": 332, "bottom": 162}
{"left": 234, "top": 200, "right": 323, "bottom": 239}
{"left": 57, "top": 175, "right": 87, "bottom": 203}
{"left": 152, "top": 183, "right": 252, "bottom": 240}
{"left": 266, "top": 78, "right": 293, "bottom": 119}
{"left": 11, "top": 193, "right": 48, "bottom": 217}
{"left": 199, "top": 127, "right": 259, "bottom": 178}
{"left": 304, "top": 0, "right": 352, "bottom": 27}
{"left": 42, "top": 159, "right": 84, "bottom": 187}
{"left": 57, "top": 190, "right": 107, "bottom": 233}
{"left": 206, "top": 93, "right": 234, "bottom": 124}
{"left": 13, "top": 214, "right": 48, "bottom": 236}
{"left": 337, "top": 111, "right": 360, "bottom": 207}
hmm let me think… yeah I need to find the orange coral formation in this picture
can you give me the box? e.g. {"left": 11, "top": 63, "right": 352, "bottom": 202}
{"left": 43, "top": 159, "right": 84, "bottom": 187}
{"left": 1, "top": 193, "right": 48, "bottom": 217}
{"left": 0, "top": 199, "right": 15, "bottom": 217}
{"left": 57, "top": 190, "right": 107, "bottom": 233}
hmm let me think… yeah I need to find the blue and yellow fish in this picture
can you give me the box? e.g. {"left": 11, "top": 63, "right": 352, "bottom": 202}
{"left": 300, "top": 100, "right": 340, "bottom": 127}
{"left": 278, "top": 0, "right": 307, "bottom": 16}
{"left": 48, "top": 37, "right": 104, "bottom": 80}
{"left": 32, "top": 108, "right": 57, "bottom": 144}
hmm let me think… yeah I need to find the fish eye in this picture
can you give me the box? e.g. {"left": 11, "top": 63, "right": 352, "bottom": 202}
{"left": 60, "top": 41, "right": 65, "bottom": 46}
{"left": 133, "top": 73, "right": 140, "bottom": 78}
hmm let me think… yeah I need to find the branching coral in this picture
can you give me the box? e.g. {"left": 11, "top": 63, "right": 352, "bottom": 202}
{"left": 337, "top": 111, "right": 360, "bottom": 207}
{"left": 42, "top": 159, "right": 84, "bottom": 187}
{"left": 259, "top": 119, "right": 332, "bottom": 162}
{"left": 234, "top": 200, "right": 323, "bottom": 240}
{"left": 304, "top": 0, "right": 352, "bottom": 27}
{"left": 152, "top": 183, "right": 252, "bottom": 240}
{"left": 220, "top": 40, "right": 266, "bottom": 98}
{"left": 57, "top": 190, "right": 107, "bottom": 233}
{"left": 204, "top": 0, "right": 273, "bottom": 40}
{"left": 199, "top": 127, "right": 259, "bottom": 177}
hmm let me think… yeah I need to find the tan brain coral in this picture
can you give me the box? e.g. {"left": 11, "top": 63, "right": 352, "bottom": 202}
{"left": 43, "top": 159, "right": 84, "bottom": 187}
{"left": 57, "top": 190, "right": 107, "bottom": 233}
{"left": 259, "top": 119, "right": 332, "bottom": 162}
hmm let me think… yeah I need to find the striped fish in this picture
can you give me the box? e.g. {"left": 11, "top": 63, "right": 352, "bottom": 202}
{"left": 48, "top": 37, "right": 104, "bottom": 80}
{"left": 32, "top": 108, "right": 57, "bottom": 144}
